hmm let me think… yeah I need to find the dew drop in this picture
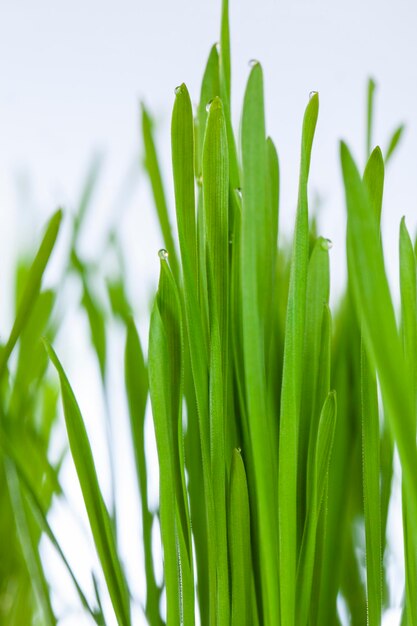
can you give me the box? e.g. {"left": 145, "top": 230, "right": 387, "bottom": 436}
{"left": 174, "top": 85, "right": 182, "bottom": 95}
{"left": 234, "top": 187, "right": 242, "bottom": 199}
{"left": 237, "top": 447, "right": 242, "bottom": 454}
{"left": 158, "top": 249, "right": 169, "bottom": 260}
{"left": 196, "top": 175, "right": 203, "bottom": 187}
{"left": 309, "top": 90, "right": 318, "bottom": 100}
{"left": 320, "top": 238, "right": 333, "bottom": 251}
{"left": 215, "top": 41, "right": 220, "bottom": 53}
{"left": 248, "top": 59, "right": 259, "bottom": 68}
{"left": 206, "top": 98, "right": 214, "bottom": 113}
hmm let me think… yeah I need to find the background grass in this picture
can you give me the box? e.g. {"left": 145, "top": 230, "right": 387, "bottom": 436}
{"left": 1, "top": 1, "right": 416, "bottom": 625}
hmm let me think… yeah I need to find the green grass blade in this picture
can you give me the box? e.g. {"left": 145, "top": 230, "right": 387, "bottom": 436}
{"left": 278, "top": 92, "right": 319, "bottom": 626}
{"left": 296, "top": 391, "right": 337, "bottom": 626}
{"left": 195, "top": 45, "right": 220, "bottom": 179}
{"left": 265, "top": 137, "right": 280, "bottom": 377}
{"left": 124, "top": 319, "right": 162, "bottom": 626}
{"left": 203, "top": 96, "right": 230, "bottom": 624}
{"left": 228, "top": 449, "right": 253, "bottom": 626}
{"left": 148, "top": 304, "right": 181, "bottom": 626}
{"left": 44, "top": 341, "right": 131, "bottom": 626}
{"left": 366, "top": 78, "right": 376, "bottom": 159}
{"left": 0, "top": 209, "right": 62, "bottom": 381}
{"left": 7, "top": 452, "right": 101, "bottom": 624}
{"left": 148, "top": 256, "right": 194, "bottom": 625}
{"left": 361, "top": 338, "right": 382, "bottom": 626}
{"left": 241, "top": 62, "right": 279, "bottom": 625}
{"left": 72, "top": 155, "right": 102, "bottom": 245}
{"left": 220, "top": 0, "right": 231, "bottom": 108}
{"left": 142, "top": 104, "right": 180, "bottom": 279}
{"left": 299, "top": 237, "right": 330, "bottom": 540}
{"left": 361, "top": 146, "right": 383, "bottom": 625}
{"left": 172, "top": 84, "right": 197, "bottom": 280}
{"left": 203, "top": 97, "right": 229, "bottom": 364}
{"left": 341, "top": 141, "right": 417, "bottom": 525}
{"left": 385, "top": 124, "right": 405, "bottom": 165}
{"left": 4, "top": 458, "right": 57, "bottom": 626}
{"left": 399, "top": 217, "right": 417, "bottom": 626}
{"left": 219, "top": 0, "right": 239, "bottom": 189}
{"left": 363, "top": 145, "right": 384, "bottom": 224}
{"left": 171, "top": 82, "right": 217, "bottom": 623}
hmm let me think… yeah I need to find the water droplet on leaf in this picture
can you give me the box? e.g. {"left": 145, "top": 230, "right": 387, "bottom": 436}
{"left": 158, "top": 249, "right": 169, "bottom": 260}
{"left": 309, "top": 90, "right": 318, "bottom": 100}
{"left": 320, "top": 238, "right": 332, "bottom": 251}
{"left": 206, "top": 99, "right": 214, "bottom": 113}
{"left": 248, "top": 59, "right": 259, "bottom": 68}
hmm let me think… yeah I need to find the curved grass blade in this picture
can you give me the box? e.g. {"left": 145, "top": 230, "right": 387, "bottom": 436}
{"left": 0, "top": 209, "right": 62, "bottom": 381}
{"left": 5, "top": 450, "right": 102, "bottom": 625}
{"left": 341, "top": 141, "right": 417, "bottom": 525}
{"left": 278, "top": 91, "right": 319, "bottom": 625}
{"left": 44, "top": 341, "right": 131, "bottom": 626}
{"left": 4, "top": 458, "right": 57, "bottom": 626}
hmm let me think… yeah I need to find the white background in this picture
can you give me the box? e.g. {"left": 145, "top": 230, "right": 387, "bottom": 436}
{"left": 1, "top": 0, "right": 417, "bottom": 624}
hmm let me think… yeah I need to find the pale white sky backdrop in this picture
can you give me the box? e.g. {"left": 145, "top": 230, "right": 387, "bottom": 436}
{"left": 1, "top": 0, "right": 417, "bottom": 624}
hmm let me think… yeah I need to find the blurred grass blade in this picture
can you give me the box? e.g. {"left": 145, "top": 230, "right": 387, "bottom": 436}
{"left": 279, "top": 91, "right": 319, "bottom": 625}
{"left": 0, "top": 209, "right": 62, "bottom": 381}
{"left": 366, "top": 78, "right": 376, "bottom": 159}
{"left": 363, "top": 145, "right": 384, "bottom": 224}
{"left": 399, "top": 217, "right": 417, "bottom": 626}
{"left": 44, "top": 341, "right": 131, "bottom": 626}
{"left": 385, "top": 124, "right": 405, "bottom": 165}
{"left": 4, "top": 459, "right": 57, "bottom": 626}
{"left": 361, "top": 339, "right": 382, "bottom": 626}
{"left": 72, "top": 155, "right": 102, "bottom": 245}
{"left": 6, "top": 451, "right": 101, "bottom": 624}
